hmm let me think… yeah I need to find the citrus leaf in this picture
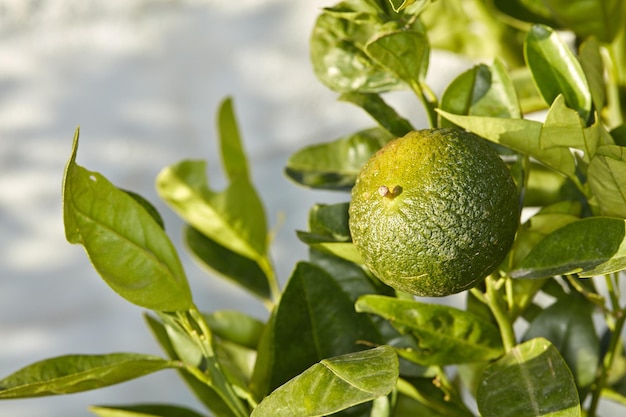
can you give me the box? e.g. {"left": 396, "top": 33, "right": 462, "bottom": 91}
{"left": 310, "top": 6, "right": 403, "bottom": 93}
{"left": 144, "top": 315, "right": 239, "bottom": 417}
{"left": 588, "top": 145, "right": 626, "bottom": 217}
{"left": 339, "top": 92, "right": 414, "bottom": 137}
{"left": 296, "top": 237, "right": 364, "bottom": 265}
{"left": 203, "top": 310, "right": 264, "bottom": 350}
{"left": 355, "top": 295, "right": 504, "bottom": 365}
{"left": 492, "top": 0, "right": 559, "bottom": 26}
{"left": 477, "top": 338, "right": 581, "bottom": 417}
{"left": 539, "top": 95, "right": 588, "bottom": 151}
{"left": 90, "top": 404, "right": 208, "bottom": 417}
{"left": 285, "top": 128, "right": 393, "bottom": 190}
{"left": 436, "top": 110, "right": 579, "bottom": 183}
{"left": 120, "top": 189, "right": 165, "bottom": 230}
{"left": 542, "top": 0, "right": 624, "bottom": 43}
{"left": 185, "top": 225, "right": 271, "bottom": 300}
{"left": 0, "top": 353, "right": 178, "bottom": 399}
{"left": 364, "top": 23, "right": 430, "bottom": 88}
{"left": 523, "top": 299, "right": 599, "bottom": 389}
{"left": 250, "top": 262, "right": 384, "bottom": 397}
{"left": 309, "top": 202, "right": 351, "bottom": 241}
{"left": 62, "top": 129, "right": 192, "bottom": 311}
{"left": 511, "top": 217, "right": 626, "bottom": 279}
{"left": 579, "top": 37, "right": 606, "bottom": 112}
{"left": 440, "top": 60, "right": 521, "bottom": 127}
{"left": 250, "top": 346, "right": 398, "bottom": 417}
{"left": 218, "top": 97, "right": 249, "bottom": 181}
{"left": 156, "top": 160, "right": 268, "bottom": 268}
{"left": 524, "top": 24, "right": 592, "bottom": 122}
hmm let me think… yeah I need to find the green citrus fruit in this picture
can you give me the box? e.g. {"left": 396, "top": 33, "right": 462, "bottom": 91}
{"left": 349, "top": 128, "right": 519, "bottom": 297}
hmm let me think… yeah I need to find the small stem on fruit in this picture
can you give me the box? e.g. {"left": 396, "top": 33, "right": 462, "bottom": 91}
{"left": 485, "top": 274, "right": 516, "bottom": 353}
{"left": 379, "top": 185, "right": 402, "bottom": 199}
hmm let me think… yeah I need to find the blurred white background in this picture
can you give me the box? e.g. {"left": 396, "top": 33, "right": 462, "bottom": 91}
{"left": 0, "top": 0, "right": 482, "bottom": 416}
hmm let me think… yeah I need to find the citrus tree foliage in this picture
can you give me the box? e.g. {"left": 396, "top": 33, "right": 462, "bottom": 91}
{"left": 3, "top": 1, "right": 626, "bottom": 416}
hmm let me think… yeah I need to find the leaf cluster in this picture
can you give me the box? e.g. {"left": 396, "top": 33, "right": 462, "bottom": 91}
{"left": 3, "top": 1, "right": 626, "bottom": 417}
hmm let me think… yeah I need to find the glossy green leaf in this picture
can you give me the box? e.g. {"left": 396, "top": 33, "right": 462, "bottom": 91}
{"left": 296, "top": 203, "right": 365, "bottom": 265}
{"left": 203, "top": 310, "right": 264, "bottom": 350}
{"left": 156, "top": 160, "right": 267, "bottom": 266}
{"left": 250, "top": 262, "right": 383, "bottom": 397}
{"left": 0, "top": 353, "right": 178, "bottom": 399}
{"left": 297, "top": 236, "right": 364, "bottom": 265}
{"left": 522, "top": 162, "right": 573, "bottom": 207}
{"left": 63, "top": 130, "right": 192, "bottom": 311}
{"left": 511, "top": 217, "right": 626, "bottom": 279}
{"left": 542, "top": 0, "right": 624, "bottom": 43}
{"left": 144, "top": 315, "right": 238, "bottom": 417}
{"left": 250, "top": 346, "right": 398, "bottom": 417}
{"left": 310, "top": 5, "right": 403, "bottom": 93}
{"left": 364, "top": 22, "right": 430, "bottom": 89}
{"left": 285, "top": 127, "right": 393, "bottom": 190}
{"left": 120, "top": 189, "right": 165, "bottom": 230}
{"left": 523, "top": 299, "right": 599, "bottom": 389}
{"left": 218, "top": 97, "right": 249, "bottom": 181}
{"left": 477, "top": 338, "right": 581, "bottom": 417}
{"left": 308, "top": 249, "right": 394, "bottom": 304}
{"left": 524, "top": 24, "right": 592, "bottom": 122}
{"left": 440, "top": 60, "right": 521, "bottom": 128}
{"left": 492, "top": 0, "right": 559, "bottom": 26}
{"left": 339, "top": 93, "right": 414, "bottom": 137}
{"left": 509, "top": 208, "right": 580, "bottom": 318}
{"left": 420, "top": 0, "right": 525, "bottom": 67}
{"left": 90, "top": 404, "right": 208, "bottom": 417}
{"left": 539, "top": 95, "right": 588, "bottom": 151}
{"left": 185, "top": 225, "right": 270, "bottom": 300}
{"left": 309, "top": 202, "right": 351, "bottom": 241}
{"left": 436, "top": 110, "right": 579, "bottom": 184}
{"left": 355, "top": 295, "right": 503, "bottom": 365}
{"left": 588, "top": 145, "right": 626, "bottom": 217}
{"left": 579, "top": 37, "right": 606, "bottom": 113}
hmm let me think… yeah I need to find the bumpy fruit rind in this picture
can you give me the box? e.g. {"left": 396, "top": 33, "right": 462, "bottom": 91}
{"left": 349, "top": 128, "right": 519, "bottom": 297}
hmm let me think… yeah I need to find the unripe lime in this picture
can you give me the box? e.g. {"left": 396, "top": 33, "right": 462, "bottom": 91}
{"left": 349, "top": 128, "right": 519, "bottom": 297}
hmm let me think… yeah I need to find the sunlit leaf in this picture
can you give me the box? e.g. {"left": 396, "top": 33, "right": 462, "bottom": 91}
{"left": 440, "top": 60, "right": 521, "bottom": 128}
{"left": 542, "top": 0, "right": 624, "bottom": 43}
{"left": 524, "top": 24, "right": 592, "bottom": 122}
{"left": 218, "top": 97, "right": 249, "bottom": 181}
{"left": 539, "top": 95, "right": 588, "bottom": 151}
{"left": 63, "top": 129, "right": 192, "bottom": 311}
{"left": 523, "top": 299, "right": 599, "bottom": 389}
{"left": 339, "top": 93, "right": 413, "bottom": 137}
{"left": 436, "top": 110, "right": 579, "bottom": 184}
{"left": 579, "top": 37, "right": 606, "bottom": 112}
{"left": 310, "top": 5, "right": 403, "bottom": 93}
{"left": 492, "top": 0, "right": 559, "bottom": 26}
{"left": 365, "top": 22, "right": 429, "bottom": 89}
{"left": 203, "top": 310, "right": 264, "bottom": 350}
{"left": 250, "top": 262, "right": 383, "bottom": 397}
{"left": 0, "top": 353, "right": 178, "bottom": 399}
{"left": 185, "top": 225, "right": 271, "bottom": 300}
{"left": 588, "top": 145, "right": 626, "bottom": 217}
{"left": 477, "top": 338, "right": 581, "bottom": 417}
{"left": 355, "top": 295, "right": 503, "bottom": 365}
{"left": 251, "top": 346, "right": 398, "bottom": 417}
{"left": 285, "top": 128, "right": 393, "bottom": 190}
{"left": 144, "top": 315, "right": 239, "bottom": 417}
{"left": 511, "top": 217, "right": 626, "bottom": 279}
